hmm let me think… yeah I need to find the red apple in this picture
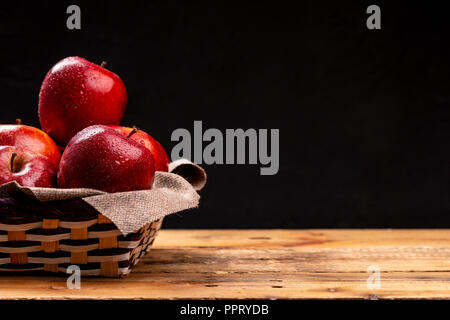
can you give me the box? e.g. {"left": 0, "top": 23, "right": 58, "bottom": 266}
{"left": 57, "top": 125, "right": 155, "bottom": 193}
{"left": 38, "top": 56, "right": 127, "bottom": 145}
{"left": 0, "top": 146, "right": 56, "bottom": 188}
{"left": 107, "top": 125, "right": 169, "bottom": 172}
{"left": 0, "top": 120, "right": 61, "bottom": 167}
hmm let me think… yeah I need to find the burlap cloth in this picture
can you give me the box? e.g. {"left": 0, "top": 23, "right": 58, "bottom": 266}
{"left": 0, "top": 159, "right": 206, "bottom": 235}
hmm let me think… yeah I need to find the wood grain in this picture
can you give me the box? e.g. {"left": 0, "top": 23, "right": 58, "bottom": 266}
{"left": 0, "top": 229, "right": 449, "bottom": 300}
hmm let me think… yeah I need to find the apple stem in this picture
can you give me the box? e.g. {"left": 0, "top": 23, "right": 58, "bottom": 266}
{"left": 100, "top": 61, "right": 107, "bottom": 68}
{"left": 127, "top": 126, "right": 139, "bottom": 139}
{"left": 15, "top": 119, "right": 22, "bottom": 125}
{"left": 10, "top": 152, "right": 17, "bottom": 173}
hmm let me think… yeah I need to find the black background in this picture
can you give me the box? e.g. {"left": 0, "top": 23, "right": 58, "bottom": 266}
{"left": 1, "top": 1, "right": 450, "bottom": 228}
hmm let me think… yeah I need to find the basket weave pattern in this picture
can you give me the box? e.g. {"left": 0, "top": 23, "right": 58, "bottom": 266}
{"left": 0, "top": 197, "right": 163, "bottom": 277}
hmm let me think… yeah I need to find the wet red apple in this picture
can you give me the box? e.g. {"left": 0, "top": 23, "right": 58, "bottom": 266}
{"left": 0, "top": 146, "right": 56, "bottom": 187}
{"left": 38, "top": 56, "right": 127, "bottom": 145}
{"left": 57, "top": 125, "right": 155, "bottom": 193}
{"left": 0, "top": 119, "right": 61, "bottom": 167}
{"left": 107, "top": 125, "right": 169, "bottom": 172}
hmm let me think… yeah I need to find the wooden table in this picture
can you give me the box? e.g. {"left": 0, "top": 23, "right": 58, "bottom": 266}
{"left": 0, "top": 229, "right": 449, "bottom": 300}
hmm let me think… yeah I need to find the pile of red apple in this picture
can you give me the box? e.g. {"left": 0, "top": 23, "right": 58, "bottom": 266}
{"left": 0, "top": 57, "right": 169, "bottom": 193}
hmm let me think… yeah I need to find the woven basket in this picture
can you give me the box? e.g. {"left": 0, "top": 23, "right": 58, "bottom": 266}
{"left": 0, "top": 159, "right": 206, "bottom": 278}
{"left": 0, "top": 195, "right": 163, "bottom": 277}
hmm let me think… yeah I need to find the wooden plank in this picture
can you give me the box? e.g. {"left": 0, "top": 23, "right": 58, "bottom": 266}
{"left": 0, "top": 229, "right": 449, "bottom": 300}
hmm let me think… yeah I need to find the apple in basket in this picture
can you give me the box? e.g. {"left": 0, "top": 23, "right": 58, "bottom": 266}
{"left": 0, "top": 119, "right": 61, "bottom": 167}
{"left": 38, "top": 56, "right": 127, "bottom": 145}
{"left": 107, "top": 125, "right": 169, "bottom": 172}
{"left": 0, "top": 146, "right": 57, "bottom": 187}
{"left": 57, "top": 125, "right": 156, "bottom": 193}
